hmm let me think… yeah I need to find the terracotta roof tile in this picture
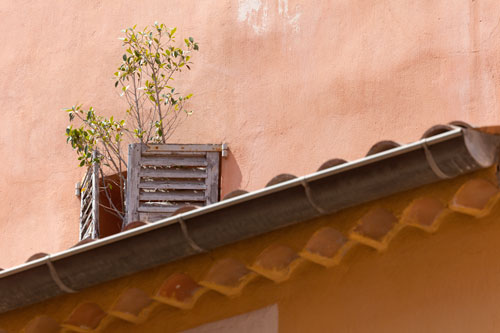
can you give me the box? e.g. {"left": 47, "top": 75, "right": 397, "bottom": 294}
{"left": 450, "top": 178, "right": 500, "bottom": 217}
{"left": 249, "top": 244, "right": 302, "bottom": 283}
{"left": 26, "top": 253, "right": 48, "bottom": 262}
{"left": 266, "top": 174, "right": 297, "bottom": 187}
{"left": 9, "top": 173, "right": 500, "bottom": 330}
{"left": 154, "top": 272, "right": 207, "bottom": 309}
{"left": 349, "top": 207, "right": 401, "bottom": 251}
{"left": 22, "top": 315, "right": 59, "bottom": 333}
{"left": 61, "top": 302, "right": 107, "bottom": 332}
{"left": 401, "top": 197, "right": 448, "bottom": 233}
{"left": 72, "top": 238, "right": 96, "bottom": 248}
{"left": 448, "top": 120, "right": 471, "bottom": 128}
{"left": 223, "top": 189, "right": 249, "bottom": 200}
{"left": 108, "top": 288, "right": 153, "bottom": 324}
{"left": 366, "top": 140, "right": 400, "bottom": 156}
{"left": 171, "top": 205, "right": 200, "bottom": 216}
{"left": 300, "top": 227, "right": 354, "bottom": 267}
{"left": 317, "top": 158, "right": 347, "bottom": 171}
{"left": 421, "top": 124, "right": 454, "bottom": 139}
{"left": 8, "top": 122, "right": 500, "bottom": 331}
{"left": 122, "top": 221, "right": 149, "bottom": 231}
{"left": 199, "top": 258, "right": 256, "bottom": 297}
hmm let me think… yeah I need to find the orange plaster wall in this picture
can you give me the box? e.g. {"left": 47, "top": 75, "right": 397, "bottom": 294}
{"left": 1, "top": 0, "right": 500, "bottom": 268}
{"left": 1, "top": 170, "right": 500, "bottom": 332}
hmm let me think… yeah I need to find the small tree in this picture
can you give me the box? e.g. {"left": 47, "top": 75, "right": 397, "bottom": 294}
{"left": 65, "top": 22, "right": 199, "bottom": 229}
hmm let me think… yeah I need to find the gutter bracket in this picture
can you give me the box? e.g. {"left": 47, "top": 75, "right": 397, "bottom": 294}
{"left": 423, "top": 140, "right": 452, "bottom": 179}
{"left": 44, "top": 256, "right": 77, "bottom": 294}
{"left": 300, "top": 177, "right": 328, "bottom": 215}
{"left": 178, "top": 217, "right": 207, "bottom": 253}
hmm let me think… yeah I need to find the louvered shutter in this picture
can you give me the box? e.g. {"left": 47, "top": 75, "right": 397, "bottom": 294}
{"left": 126, "top": 143, "right": 222, "bottom": 223}
{"left": 79, "top": 160, "right": 100, "bottom": 240}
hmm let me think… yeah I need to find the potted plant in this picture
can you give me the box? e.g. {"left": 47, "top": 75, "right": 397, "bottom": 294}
{"left": 65, "top": 22, "right": 200, "bottom": 233}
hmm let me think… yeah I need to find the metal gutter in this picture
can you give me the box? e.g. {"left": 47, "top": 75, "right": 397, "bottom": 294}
{"left": 1, "top": 127, "right": 500, "bottom": 313}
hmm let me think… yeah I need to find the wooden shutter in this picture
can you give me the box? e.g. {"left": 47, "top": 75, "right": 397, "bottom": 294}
{"left": 126, "top": 143, "right": 222, "bottom": 223}
{"left": 79, "top": 161, "right": 100, "bottom": 240}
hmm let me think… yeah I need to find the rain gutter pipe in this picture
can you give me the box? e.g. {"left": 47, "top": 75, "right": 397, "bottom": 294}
{"left": 1, "top": 127, "right": 500, "bottom": 313}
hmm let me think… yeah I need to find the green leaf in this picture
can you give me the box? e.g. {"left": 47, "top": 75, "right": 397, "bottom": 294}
{"left": 189, "top": 37, "right": 194, "bottom": 43}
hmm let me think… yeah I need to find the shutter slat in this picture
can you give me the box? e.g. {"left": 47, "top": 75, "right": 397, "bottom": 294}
{"left": 139, "top": 212, "right": 174, "bottom": 221}
{"left": 140, "top": 156, "right": 208, "bottom": 167}
{"left": 140, "top": 191, "right": 205, "bottom": 202}
{"left": 140, "top": 168, "right": 207, "bottom": 179}
{"left": 139, "top": 181, "right": 206, "bottom": 190}
{"left": 145, "top": 144, "right": 222, "bottom": 152}
{"left": 138, "top": 205, "right": 184, "bottom": 213}
{"left": 142, "top": 151, "right": 206, "bottom": 157}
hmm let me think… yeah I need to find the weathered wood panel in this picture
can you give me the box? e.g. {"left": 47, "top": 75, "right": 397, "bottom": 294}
{"left": 139, "top": 180, "right": 206, "bottom": 190}
{"left": 139, "top": 191, "right": 205, "bottom": 202}
{"left": 140, "top": 168, "right": 207, "bottom": 179}
{"left": 205, "top": 152, "right": 220, "bottom": 205}
{"left": 145, "top": 144, "right": 222, "bottom": 152}
{"left": 79, "top": 158, "right": 100, "bottom": 240}
{"left": 142, "top": 151, "right": 206, "bottom": 157}
{"left": 140, "top": 156, "right": 208, "bottom": 167}
{"left": 126, "top": 144, "right": 143, "bottom": 223}
{"left": 91, "top": 153, "right": 100, "bottom": 238}
{"left": 126, "top": 143, "right": 223, "bottom": 225}
{"left": 138, "top": 205, "right": 185, "bottom": 213}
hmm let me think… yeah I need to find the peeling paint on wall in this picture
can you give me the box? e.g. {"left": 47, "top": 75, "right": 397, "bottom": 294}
{"left": 237, "top": 0, "right": 300, "bottom": 34}
{"left": 237, "top": 0, "right": 269, "bottom": 34}
{"left": 278, "top": 0, "right": 301, "bottom": 33}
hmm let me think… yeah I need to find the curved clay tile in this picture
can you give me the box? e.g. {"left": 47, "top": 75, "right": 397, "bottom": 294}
{"left": 450, "top": 178, "right": 500, "bottom": 217}
{"left": 26, "top": 253, "right": 48, "bottom": 263}
{"left": 171, "top": 205, "right": 200, "bottom": 216}
{"left": 448, "top": 120, "right": 472, "bottom": 129}
{"left": 300, "top": 227, "right": 354, "bottom": 267}
{"left": 108, "top": 288, "right": 153, "bottom": 324}
{"left": 420, "top": 124, "right": 453, "bottom": 139}
{"left": 22, "top": 315, "right": 59, "bottom": 333}
{"left": 199, "top": 258, "right": 256, "bottom": 297}
{"left": 249, "top": 244, "right": 302, "bottom": 283}
{"left": 365, "top": 141, "right": 400, "bottom": 156}
{"left": 266, "top": 174, "right": 297, "bottom": 187}
{"left": 401, "top": 197, "right": 448, "bottom": 233}
{"left": 317, "top": 158, "right": 347, "bottom": 172}
{"left": 122, "top": 221, "right": 149, "bottom": 232}
{"left": 154, "top": 272, "right": 207, "bottom": 309}
{"left": 61, "top": 302, "right": 107, "bottom": 332}
{"left": 72, "top": 238, "right": 96, "bottom": 248}
{"left": 349, "top": 207, "right": 401, "bottom": 251}
{"left": 223, "top": 189, "right": 249, "bottom": 200}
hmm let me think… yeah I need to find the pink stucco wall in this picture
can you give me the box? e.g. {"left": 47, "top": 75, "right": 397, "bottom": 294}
{"left": 0, "top": 0, "right": 500, "bottom": 268}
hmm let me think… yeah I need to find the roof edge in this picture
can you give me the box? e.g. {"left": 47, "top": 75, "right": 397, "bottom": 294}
{"left": 1, "top": 127, "right": 499, "bottom": 313}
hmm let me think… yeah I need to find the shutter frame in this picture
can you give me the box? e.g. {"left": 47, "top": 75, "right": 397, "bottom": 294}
{"left": 126, "top": 143, "right": 222, "bottom": 225}
{"left": 79, "top": 155, "right": 100, "bottom": 240}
